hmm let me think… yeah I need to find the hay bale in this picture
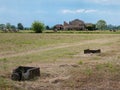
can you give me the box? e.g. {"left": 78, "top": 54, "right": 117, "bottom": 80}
{"left": 84, "top": 49, "right": 101, "bottom": 54}
{"left": 11, "top": 66, "right": 40, "bottom": 81}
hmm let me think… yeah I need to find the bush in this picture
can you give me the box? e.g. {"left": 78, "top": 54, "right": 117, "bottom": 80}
{"left": 32, "top": 21, "right": 45, "bottom": 33}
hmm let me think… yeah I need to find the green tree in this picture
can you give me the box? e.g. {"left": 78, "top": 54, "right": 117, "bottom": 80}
{"left": 96, "top": 20, "right": 107, "bottom": 30}
{"left": 107, "top": 24, "right": 115, "bottom": 30}
{"left": 45, "top": 25, "right": 50, "bottom": 30}
{"left": 6, "top": 23, "right": 11, "bottom": 29}
{"left": 86, "top": 23, "right": 96, "bottom": 31}
{"left": 17, "top": 23, "right": 24, "bottom": 30}
{"left": 117, "top": 25, "right": 120, "bottom": 30}
{"left": 0, "top": 24, "right": 5, "bottom": 30}
{"left": 11, "top": 25, "right": 16, "bottom": 29}
{"left": 32, "top": 21, "right": 45, "bottom": 33}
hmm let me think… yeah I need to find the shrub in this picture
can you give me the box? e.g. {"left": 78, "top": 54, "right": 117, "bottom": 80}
{"left": 32, "top": 21, "right": 45, "bottom": 33}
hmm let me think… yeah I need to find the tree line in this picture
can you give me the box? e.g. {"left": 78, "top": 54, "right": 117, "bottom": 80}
{"left": 96, "top": 20, "right": 120, "bottom": 30}
{"left": 0, "top": 23, "right": 25, "bottom": 30}
{"left": 0, "top": 20, "right": 120, "bottom": 33}
{"left": 0, "top": 21, "right": 45, "bottom": 33}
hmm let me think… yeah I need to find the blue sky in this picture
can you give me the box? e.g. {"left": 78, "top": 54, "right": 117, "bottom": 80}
{"left": 0, "top": 0, "right": 120, "bottom": 27}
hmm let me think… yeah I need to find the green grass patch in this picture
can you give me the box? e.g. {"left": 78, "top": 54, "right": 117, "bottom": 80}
{"left": 0, "top": 77, "right": 14, "bottom": 90}
{"left": 78, "top": 60, "right": 83, "bottom": 65}
{"left": 95, "top": 62, "right": 120, "bottom": 73}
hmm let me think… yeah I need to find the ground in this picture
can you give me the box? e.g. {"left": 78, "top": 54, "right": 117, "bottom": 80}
{"left": 0, "top": 32, "right": 120, "bottom": 90}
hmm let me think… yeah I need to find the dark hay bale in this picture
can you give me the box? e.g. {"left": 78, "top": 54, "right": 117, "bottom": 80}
{"left": 11, "top": 66, "right": 40, "bottom": 81}
{"left": 84, "top": 49, "right": 101, "bottom": 54}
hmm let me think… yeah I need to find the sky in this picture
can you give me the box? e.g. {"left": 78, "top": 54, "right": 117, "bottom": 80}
{"left": 0, "top": 0, "right": 120, "bottom": 27}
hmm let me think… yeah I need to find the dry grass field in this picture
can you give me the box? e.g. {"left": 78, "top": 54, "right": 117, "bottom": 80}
{"left": 0, "top": 32, "right": 120, "bottom": 90}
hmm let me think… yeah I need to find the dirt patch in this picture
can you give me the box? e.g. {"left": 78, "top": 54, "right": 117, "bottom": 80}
{"left": 49, "top": 76, "right": 70, "bottom": 84}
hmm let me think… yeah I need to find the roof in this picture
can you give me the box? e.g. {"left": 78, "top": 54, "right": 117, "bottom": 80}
{"left": 69, "top": 19, "right": 85, "bottom": 25}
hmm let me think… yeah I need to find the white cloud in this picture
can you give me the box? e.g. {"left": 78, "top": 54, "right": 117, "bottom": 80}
{"left": 61, "top": 9, "right": 97, "bottom": 14}
{"left": 84, "top": 9, "right": 97, "bottom": 13}
{"left": 84, "top": 0, "right": 120, "bottom": 5}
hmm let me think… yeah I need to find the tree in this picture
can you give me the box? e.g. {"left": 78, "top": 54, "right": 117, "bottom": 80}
{"left": 0, "top": 24, "right": 5, "bottom": 30}
{"left": 11, "top": 25, "right": 16, "bottom": 29}
{"left": 117, "top": 25, "right": 120, "bottom": 30}
{"left": 96, "top": 20, "right": 107, "bottom": 30}
{"left": 24, "top": 27, "right": 31, "bottom": 30}
{"left": 107, "top": 24, "right": 115, "bottom": 30}
{"left": 45, "top": 25, "right": 50, "bottom": 30}
{"left": 6, "top": 23, "right": 11, "bottom": 29}
{"left": 86, "top": 23, "right": 96, "bottom": 30}
{"left": 31, "top": 21, "right": 45, "bottom": 33}
{"left": 17, "top": 23, "right": 24, "bottom": 30}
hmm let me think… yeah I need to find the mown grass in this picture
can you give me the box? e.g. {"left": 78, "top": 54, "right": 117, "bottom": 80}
{"left": 0, "top": 32, "right": 120, "bottom": 89}
{"left": 0, "top": 32, "right": 119, "bottom": 55}
{"left": 43, "top": 30, "right": 120, "bottom": 34}
{"left": 62, "top": 62, "right": 120, "bottom": 89}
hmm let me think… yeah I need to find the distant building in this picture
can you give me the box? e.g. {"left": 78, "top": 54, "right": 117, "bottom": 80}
{"left": 53, "top": 19, "right": 96, "bottom": 31}
{"left": 63, "top": 19, "right": 86, "bottom": 30}
{"left": 53, "top": 24, "right": 63, "bottom": 30}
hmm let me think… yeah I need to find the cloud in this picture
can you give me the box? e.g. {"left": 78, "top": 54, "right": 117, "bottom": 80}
{"left": 88, "top": 0, "right": 109, "bottom": 3}
{"left": 84, "top": 9, "right": 97, "bottom": 13}
{"left": 84, "top": 0, "right": 120, "bottom": 5}
{"left": 61, "top": 9, "right": 97, "bottom": 14}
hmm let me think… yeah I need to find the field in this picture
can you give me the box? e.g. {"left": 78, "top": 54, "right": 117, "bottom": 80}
{"left": 0, "top": 31, "right": 120, "bottom": 90}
